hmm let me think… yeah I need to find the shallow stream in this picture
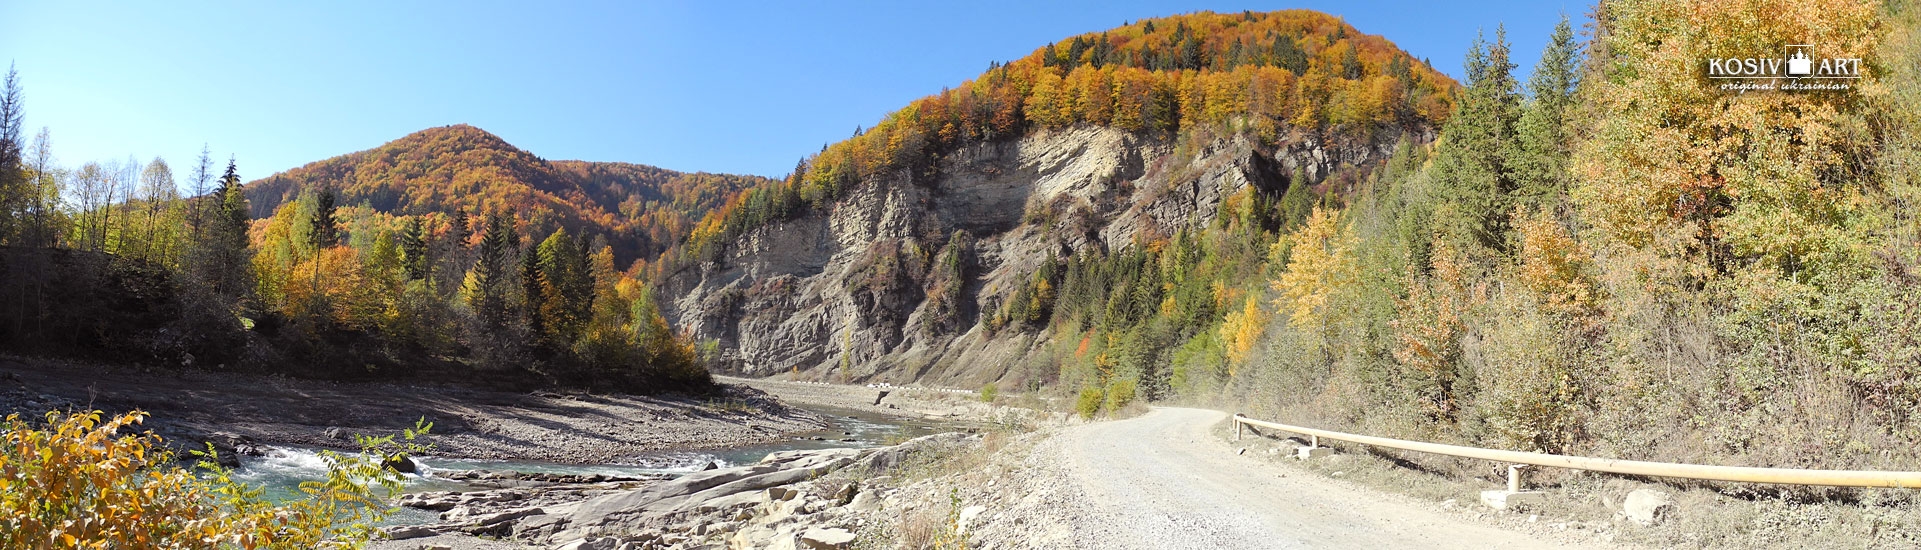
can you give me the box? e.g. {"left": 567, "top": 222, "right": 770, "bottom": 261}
{"left": 227, "top": 403, "right": 946, "bottom": 523}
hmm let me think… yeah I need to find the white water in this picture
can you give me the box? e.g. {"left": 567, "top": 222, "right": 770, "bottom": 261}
{"left": 225, "top": 401, "right": 944, "bottom": 524}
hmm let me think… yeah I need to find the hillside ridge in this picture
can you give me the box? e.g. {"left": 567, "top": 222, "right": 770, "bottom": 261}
{"left": 244, "top": 124, "right": 773, "bottom": 261}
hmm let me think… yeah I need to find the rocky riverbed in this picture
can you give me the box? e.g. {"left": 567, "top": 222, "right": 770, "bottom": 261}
{"left": 371, "top": 431, "right": 992, "bottom": 550}
{"left": 0, "top": 356, "right": 826, "bottom": 465}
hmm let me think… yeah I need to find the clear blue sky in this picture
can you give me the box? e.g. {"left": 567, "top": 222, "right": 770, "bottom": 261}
{"left": 1, "top": 1, "right": 1588, "bottom": 183}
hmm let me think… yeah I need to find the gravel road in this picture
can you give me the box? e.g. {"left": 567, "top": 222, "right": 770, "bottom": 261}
{"left": 1051, "top": 407, "right": 1601, "bottom": 549}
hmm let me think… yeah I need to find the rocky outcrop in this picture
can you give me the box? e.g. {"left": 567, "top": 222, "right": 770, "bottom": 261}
{"left": 660, "top": 125, "right": 1414, "bottom": 387}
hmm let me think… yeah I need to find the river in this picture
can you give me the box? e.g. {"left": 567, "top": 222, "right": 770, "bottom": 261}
{"left": 227, "top": 403, "right": 947, "bottom": 524}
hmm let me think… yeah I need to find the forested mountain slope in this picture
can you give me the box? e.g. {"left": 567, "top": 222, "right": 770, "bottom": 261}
{"left": 246, "top": 124, "right": 770, "bottom": 261}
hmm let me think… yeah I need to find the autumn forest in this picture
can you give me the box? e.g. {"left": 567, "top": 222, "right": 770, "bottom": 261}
{"left": 2, "top": 1, "right": 1920, "bottom": 486}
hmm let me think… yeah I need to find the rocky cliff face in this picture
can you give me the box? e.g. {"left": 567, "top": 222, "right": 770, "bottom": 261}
{"left": 660, "top": 126, "right": 1412, "bottom": 386}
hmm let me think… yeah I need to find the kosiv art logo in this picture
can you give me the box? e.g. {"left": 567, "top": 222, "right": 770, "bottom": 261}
{"left": 1708, "top": 44, "right": 1863, "bottom": 92}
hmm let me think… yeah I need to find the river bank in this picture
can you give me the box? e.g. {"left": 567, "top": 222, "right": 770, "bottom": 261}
{"left": 718, "top": 375, "right": 999, "bottom": 421}
{"left": 0, "top": 355, "right": 826, "bottom": 464}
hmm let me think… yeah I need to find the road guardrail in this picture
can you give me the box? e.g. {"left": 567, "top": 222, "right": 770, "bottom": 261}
{"left": 1233, "top": 413, "right": 1921, "bottom": 488}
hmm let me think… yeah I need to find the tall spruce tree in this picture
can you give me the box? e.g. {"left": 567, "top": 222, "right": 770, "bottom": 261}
{"left": 399, "top": 216, "right": 428, "bottom": 281}
{"left": 184, "top": 158, "right": 254, "bottom": 308}
{"left": 1431, "top": 26, "right": 1521, "bottom": 250}
{"left": 1507, "top": 16, "right": 1581, "bottom": 209}
{"left": 471, "top": 211, "right": 514, "bottom": 330}
{"left": 307, "top": 189, "right": 338, "bottom": 250}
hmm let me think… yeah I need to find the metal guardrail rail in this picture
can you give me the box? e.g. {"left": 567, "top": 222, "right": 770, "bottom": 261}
{"left": 1233, "top": 413, "right": 1921, "bottom": 489}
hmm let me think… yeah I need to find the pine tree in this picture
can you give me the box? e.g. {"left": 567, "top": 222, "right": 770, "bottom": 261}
{"left": 1508, "top": 16, "right": 1581, "bottom": 209}
{"left": 184, "top": 158, "right": 254, "bottom": 310}
{"left": 1431, "top": 26, "right": 1521, "bottom": 250}
{"left": 520, "top": 245, "right": 548, "bottom": 339}
{"left": 399, "top": 217, "right": 428, "bottom": 281}
{"left": 1279, "top": 168, "right": 1318, "bottom": 230}
{"left": 471, "top": 211, "right": 514, "bottom": 330}
{"left": 307, "top": 189, "right": 339, "bottom": 250}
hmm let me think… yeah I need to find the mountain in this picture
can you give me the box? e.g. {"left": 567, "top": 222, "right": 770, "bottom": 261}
{"left": 655, "top": 10, "right": 1458, "bottom": 386}
{"left": 245, "top": 124, "right": 774, "bottom": 261}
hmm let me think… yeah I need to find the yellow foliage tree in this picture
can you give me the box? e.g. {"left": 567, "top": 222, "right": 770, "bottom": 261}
{"left": 1219, "top": 294, "right": 1269, "bottom": 376}
{"left": 1514, "top": 208, "right": 1595, "bottom": 316}
{"left": 1572, "top": 0, "right": 1881, "bottom": 282}
{"left": 1271, "top": 206, "right": 1357, "bottom": 331}
{"left": 1391, "top": 238, "right": 1481, "bottom": 420}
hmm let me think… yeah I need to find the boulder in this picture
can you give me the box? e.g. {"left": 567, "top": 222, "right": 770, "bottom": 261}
{"left": 397, "top": 492, "right": 461, "bottom": 511}
{"left": 379, "top": 525, "right": 436, "bottom": 540}
{"left": 555, "top": 537, "right": 618, "bottom": 550}
{"left": 832, "top": 481, "right": 858, "bottom": 505}
{"left": 845, "top": 490, "right": 882, "bottom": 513}
{"left": 768, "top": 486, "right": 800, "bottom": 501}
{"left": 1624, "top": 489, "right": 1674, "bottom": 526}
{"left": 382, "top": 454, "right": 418, "bottom": 474}
{"left": 800, "top": 527, "right": 857, "bottom": 549}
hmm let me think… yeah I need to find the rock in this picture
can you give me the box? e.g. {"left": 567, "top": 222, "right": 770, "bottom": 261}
{"left": 512, "top": 513, "right": 567, "bottom": 538}
{"left": 845, "top": 490, "right": 882, "bottom": 512}
{"left": 1480, "top": 490, "right": 1546, "bottom": 511}
{"left": 420, "top": 545, "right": 452, "bottom": 550}
{"left": 768, "top": 486, "right": 799, "bottom": 501}
{"left": 694, "top": 489, "right": 769, "bottom": 512}
{"left": 382, "top": 454, "right": 418, "bottom": 473}
{"left": 323, "top": 427, "right": 347, "bottom": 440}
{"left": 1624, "top": 489, "right": 1674, "bottom": 526}
{"left": 660, "top": 126, "right": 1381, "bottom": 383}
{"left": 799, "top": 527, "right": 856, "bottom": 549}
{"left": 1296, "top": 446, "right": 1333, "bottom": 460}
{"left": 859, "top": 432, "right": 978, "bottom": 472}
{"left": 832, "top": 481, "right": 858, "bottom": 505}
{"left": 379, "top": 525, "right": 436, "bottom": 540}
{"left": 563, "top": 448, "right": 862, "bottom": 536}
{"left": 702, "top": 461, "right": 721, "bottom": 471}
{"left": 555, "top": 537, "right": 618, "bottom": 550}
{"left": 957, "top": 505, "right": 987, "bottom": 534}
{"left": 457, "top": 507, "right": 544, "bottom": 535}
{"left": 398, "top": 492, "right": 461, "bottom": 511}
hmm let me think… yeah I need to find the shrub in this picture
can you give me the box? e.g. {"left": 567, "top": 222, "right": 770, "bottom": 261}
{"left": 0, "top": 410, "right": 419, "bottom": 549}
{"left": 1105, "top": 379, "right": 1138, "bottom": 413}
{"left": 979, "top": 382, "right": 998, "bottom": 403}
{"left": 1076, "top": 386, "right": 1105, "bottom": 418}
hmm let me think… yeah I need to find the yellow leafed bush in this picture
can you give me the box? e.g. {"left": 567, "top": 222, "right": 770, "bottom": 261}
{"left": 0, "top": 410, "right": 414, "bottom": 549}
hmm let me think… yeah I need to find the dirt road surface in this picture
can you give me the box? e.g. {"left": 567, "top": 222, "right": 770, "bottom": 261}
{"left": 1049, "top": 407, "right": 1603, "bottom": 549}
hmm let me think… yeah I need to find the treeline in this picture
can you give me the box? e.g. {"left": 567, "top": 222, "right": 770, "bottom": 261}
{"left": 657, "top": 9, "right": 1458, "bottom": 277}
{"left": 0, "top": 69, "right": 709, "bottom": 392}
{"left": 1018, "top": 0, "right": 1921, "bottom": 476}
